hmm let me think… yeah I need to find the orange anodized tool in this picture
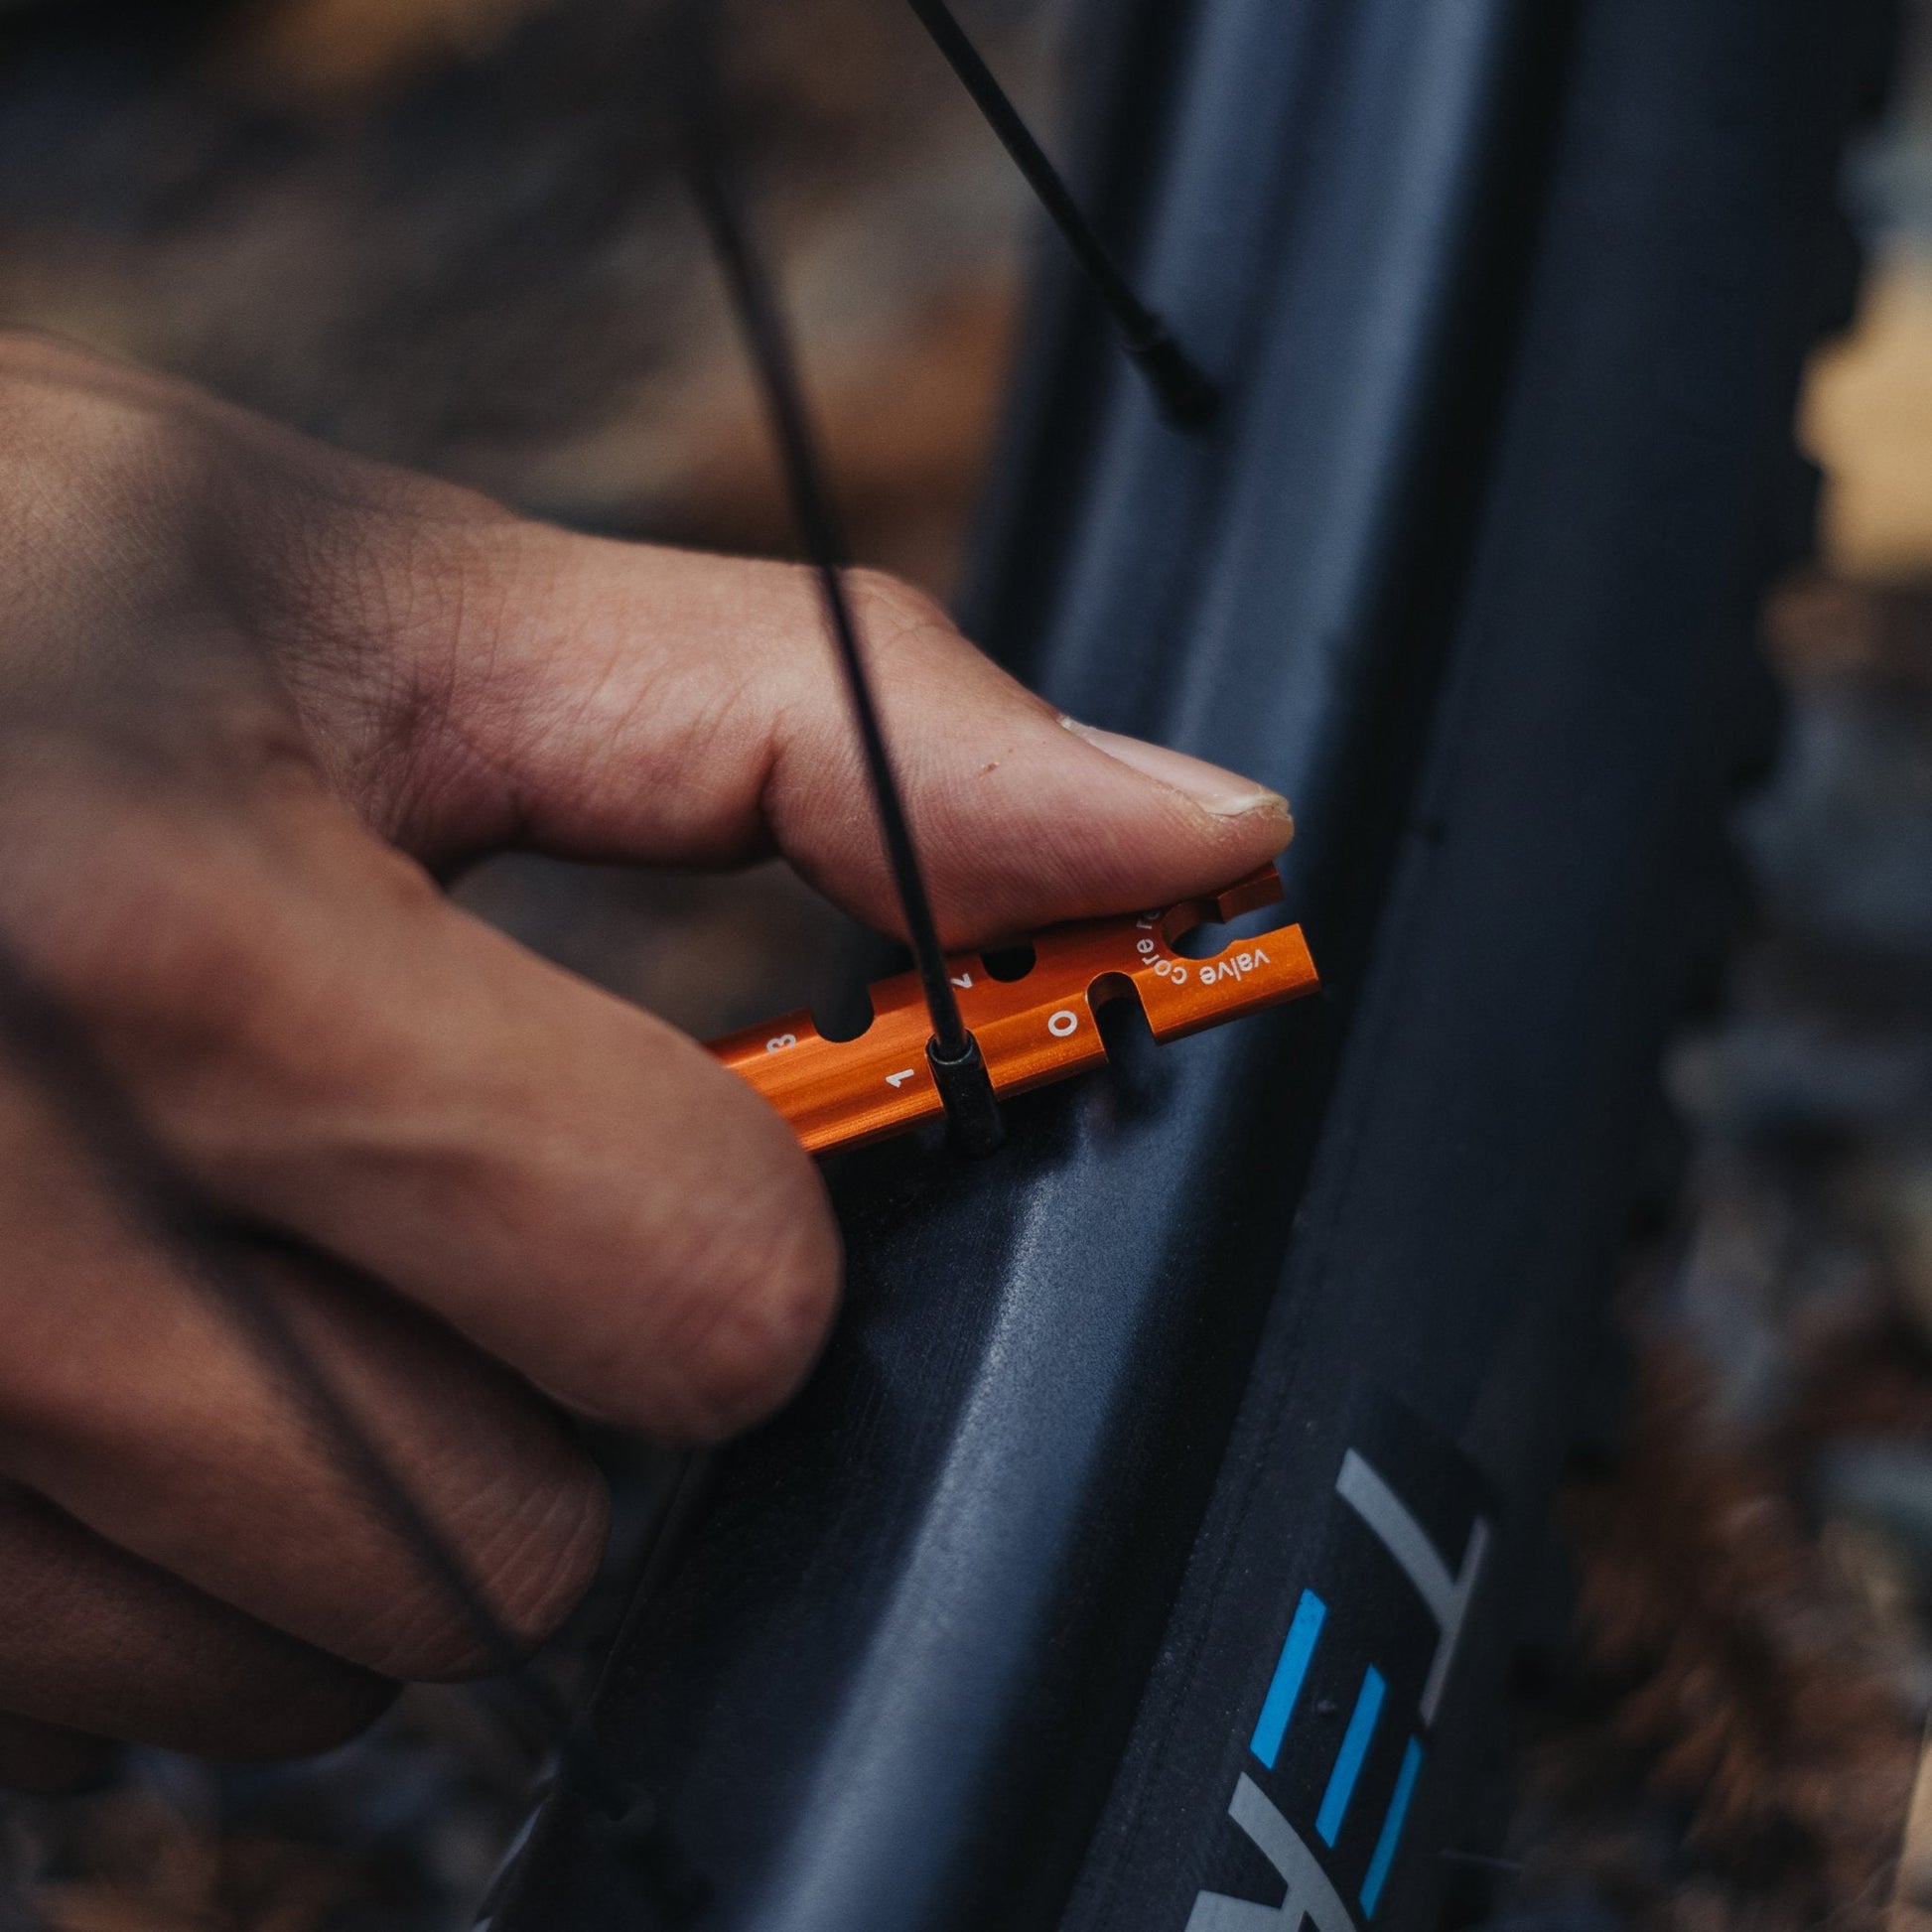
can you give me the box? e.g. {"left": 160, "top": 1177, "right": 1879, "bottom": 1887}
{"left": 709, "top": 864, "right": 1319, "bottom": 1155}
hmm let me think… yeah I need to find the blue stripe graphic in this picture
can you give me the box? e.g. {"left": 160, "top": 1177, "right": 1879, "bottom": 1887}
{"left": 1360, "top": 1737, "right": 1425, "bottom": 1915}
{"left": 1314, "top": 1666, "right": 1385, "bottom": 1846}
{"left": 1249, "top": 1589, "right": 1326, "bottom": 1769}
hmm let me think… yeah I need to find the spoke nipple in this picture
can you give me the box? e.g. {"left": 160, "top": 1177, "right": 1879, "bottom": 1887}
{"left": 1129, "top": 327, "right": 1220, "bottom": 430}
{"left": 927, "top": 1033, "right": 1006, "bottom": 1158}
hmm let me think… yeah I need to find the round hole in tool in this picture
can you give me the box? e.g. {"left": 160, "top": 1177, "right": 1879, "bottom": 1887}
{"left": 981, "top": 943, "right": 1037, "bottom": 982}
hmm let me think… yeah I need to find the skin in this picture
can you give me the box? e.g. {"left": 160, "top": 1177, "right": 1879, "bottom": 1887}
{"left": 0, "top": 334, "right": 1293, "bottom": 1788}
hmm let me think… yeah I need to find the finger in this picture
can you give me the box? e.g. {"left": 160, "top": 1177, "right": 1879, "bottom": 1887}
{"left": 0, "top": 337, "right": 1287, "bottom": 941}
{"left": 6, "top": 778, "right": 840, "bottom": 1441}
{"left": 0, "top": 1483, "right": 394, "bottom": 1759}
{"left": 292, "top": 522, "right": 1293, "bottom": 943}
{"left": 0, "top": 1069, "right": 609, "bottom": 1679}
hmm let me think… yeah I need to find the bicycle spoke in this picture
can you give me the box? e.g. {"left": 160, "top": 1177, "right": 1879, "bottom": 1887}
{"left": 675, "top": 0, "right": 1004, "bottom": 1156}
{"left": 904, "top": 0, "right": 1217, "bottom": 427}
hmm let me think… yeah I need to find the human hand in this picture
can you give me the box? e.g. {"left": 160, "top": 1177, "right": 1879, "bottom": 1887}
{"left": 0, "top": 336, "right": 1292, "bottom": 1784}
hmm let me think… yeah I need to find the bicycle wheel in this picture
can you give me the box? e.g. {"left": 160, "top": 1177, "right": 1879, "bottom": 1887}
{"left": 487, "top": 1, "right": 1898, "bottom": 1927}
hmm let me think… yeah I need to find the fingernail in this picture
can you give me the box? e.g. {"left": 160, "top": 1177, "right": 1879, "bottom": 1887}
{"left": 1061, "top": 718, "right": 1291, "bottom": 823}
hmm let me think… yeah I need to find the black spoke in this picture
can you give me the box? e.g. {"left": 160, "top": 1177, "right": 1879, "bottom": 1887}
{"left": 903, "top": 0, "right": 1217, "bottom": 428}
{"left": 677, "top": 4, "right": 1004, "bottom": 1156}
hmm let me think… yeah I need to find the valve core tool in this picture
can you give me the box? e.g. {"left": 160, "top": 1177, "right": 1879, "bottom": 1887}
{"left": 710, "top": 863, "right": 1318, "bottom": 1155}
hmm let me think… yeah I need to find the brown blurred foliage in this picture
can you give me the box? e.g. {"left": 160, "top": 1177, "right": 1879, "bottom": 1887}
{"left": 1535, "top": 1339, "right": 1916, "bottom": 1932}
{"left": 0, "top": 0, "right": 1044, "bottom": 596}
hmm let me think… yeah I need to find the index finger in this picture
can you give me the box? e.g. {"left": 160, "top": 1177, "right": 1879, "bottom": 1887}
{"left": 299, "top": 522, "right": 1292, "bottom": 945}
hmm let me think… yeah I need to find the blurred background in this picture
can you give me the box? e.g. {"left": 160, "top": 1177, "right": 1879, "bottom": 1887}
{"left": 0, "top": 1, "right": 1930, "bottom": 1928}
